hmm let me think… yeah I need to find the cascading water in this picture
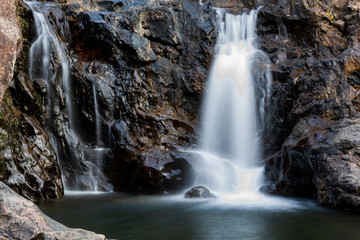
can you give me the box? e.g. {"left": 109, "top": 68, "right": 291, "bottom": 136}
{"left": 26, "top": 1, "right": 112, "bottom": 192}
{"left": 193, "top": 8, "right": 271, "bottom": 200}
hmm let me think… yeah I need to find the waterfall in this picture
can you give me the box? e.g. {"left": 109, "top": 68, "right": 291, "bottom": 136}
{"left": 27, "top": 1, "right": 73, "bottom": 127}
{"left": 26, "top": 1, "right": 112, "bottom": 193}
{"left": 193, "top": 9, "right": 271, "bottom": 198}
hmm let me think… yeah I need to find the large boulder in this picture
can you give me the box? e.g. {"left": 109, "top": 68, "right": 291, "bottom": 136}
{"left": 185, "top": 185, "right": 215, "bottom": 198}
{"left": 0, "top": 181, "right": 106, "bottom": 240}
{"left": 265, "top": 117, "right": 360, "bottom": 212}
{"left": 0, "top": 0, "right": 22, "bottom": 104}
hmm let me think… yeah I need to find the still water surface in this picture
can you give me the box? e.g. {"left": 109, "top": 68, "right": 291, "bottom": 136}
{"left": 37, "top": 193, "right": 360, "bottom": 240}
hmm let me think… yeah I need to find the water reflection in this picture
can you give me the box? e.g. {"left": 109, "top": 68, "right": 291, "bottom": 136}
{"left": 38, "top": 194, "right": 360, "bottom": 240}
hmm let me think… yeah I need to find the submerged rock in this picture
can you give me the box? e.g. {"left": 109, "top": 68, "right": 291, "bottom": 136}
{"left": 0, "top": 181, "right": 106, "bottom": 240}
{"left": 185, "top": 186, "right": 215, "bottom": 198}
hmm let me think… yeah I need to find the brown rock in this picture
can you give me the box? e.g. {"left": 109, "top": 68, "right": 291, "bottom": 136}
{"left": 0, "top": 181, "right": 106, "bottom": 239}
{"left": 342, "top": 45, "right": 360, "bottom": 76}
{"left": 318, "top": 22, "right": 347, "bottom": 55}
{"left": 0, "top": 0, "right": 22, "bottom": 105}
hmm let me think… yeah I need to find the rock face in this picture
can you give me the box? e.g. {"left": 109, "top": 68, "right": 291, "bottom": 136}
{"left": 249, "top": 0, "right": 360, "bottom": 211}
{"left": 0, "top": 0, "right": 22, "bottom": 103}
{"left": 11, "top": 0, "right": 216, "bottom": 193}
{"left": 185, "top": 185, "right": 215, "bottom": 198}
{"left": 0, "top": 92, "right": 64, "bottom": 201}
{"left": 65, "top": 0, "right": 216, "bottom": 193}
{"left": 266, "top": 118, "right": 360, "bottom": 211}
{"left": 0, "top": 1, "right": 64, "bottom": 201}
{"left": 0, "top": 181, "right": 106, "bottom": 240}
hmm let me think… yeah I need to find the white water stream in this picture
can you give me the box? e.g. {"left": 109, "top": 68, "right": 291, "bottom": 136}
{"left": 194, "top": 9, "right": 271, "bottom": 200}
{"left": 26, "top": 1, "right": 111, "bottom": 192}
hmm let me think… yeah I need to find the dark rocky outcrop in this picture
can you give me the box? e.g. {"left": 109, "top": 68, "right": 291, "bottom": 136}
{"left": 185, "top": 185, "right": 215, "bottom": 198}
{"left": 251, "top": 0, "right": 360, "bottom": 211}
{"left": 265, "top": 117, "right": 360, "bottom": 212}
{"left": 0, "top": 181, "right": 105, "bottom": 240}
{"left": 57, "top": 0, "right": 216, "bottom": 193}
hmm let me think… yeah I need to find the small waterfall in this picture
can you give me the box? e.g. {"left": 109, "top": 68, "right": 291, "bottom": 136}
{"left": 27, "top": 1, "right": 72, "bottom": 126}
{"left": 93, "top": 85, "right": 102, "bottom": 147}
{"left": 194, "top": 9, "right": 271, "bottom": 199}
{"left": 26, "top": 1, "right": 112, "bottom": 193}
{"left": 88, "top": 84, "right": 107, "bottom": 192}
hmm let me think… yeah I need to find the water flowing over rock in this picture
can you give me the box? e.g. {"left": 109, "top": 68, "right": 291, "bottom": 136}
{"left": 192, "top": 8, "right": 271, "bottom": 196}
{"left": 24, "top": 0, "right": 114, "bottom": 192}
{"left": 0, "top": 0, "right": 64, "bottom": 201}
{"left": 0, "top": 181, "right": 106, "bottom": 240}
{"left": 9, "top": 0, "right": 217, "bottom": 194}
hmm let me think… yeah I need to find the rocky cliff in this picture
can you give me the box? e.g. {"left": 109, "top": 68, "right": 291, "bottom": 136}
{"left": 61, "top": 0, "right": 217, "bottom": 192}
{"left": 0, "top": 0, "right": 64, "bottom": 201}
{"left": 1, "top": 0, "right": 360, "bottom": 213}
{"left": 253, "top": 0, "right": 360, "bottom": 212}
{"left": 6, "top": 0, "right": 216, "bottom": 194}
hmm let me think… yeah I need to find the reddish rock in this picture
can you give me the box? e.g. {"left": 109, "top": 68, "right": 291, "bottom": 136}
{"left": 0, "top": 0, "right": 22, "bottom": 105}
{"left": 0, "top": 181, "right": 106, "bottom": 240}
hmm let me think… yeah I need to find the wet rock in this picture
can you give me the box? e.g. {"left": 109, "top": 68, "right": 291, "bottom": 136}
{"left": 0, "top": 181, "right": 106, "bottom": 240}
{"left": 249, "top": 0, "right": 360, "bottom": 212}
{"left": 3, "top": 0, "right": 214, "bottom": 193}
{"left": 8, "top": 0, "right": 360, "bottom": 215}
{"left": 0, "top": 0, "right": 22, "bottom": 103}
{"left": 265, "top": 117, "right": 360, "bottom": 212}
{"left": 0, "top": 91, "right": 63, "bottom": 201}
{"left": 60, "top": 0, "right": 216, "bottom": 192}
{"left": 185, "top": 185, "right": 215, "bottom": 198}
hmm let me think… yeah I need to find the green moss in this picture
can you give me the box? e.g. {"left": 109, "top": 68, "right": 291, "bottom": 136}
{"left": 325, "top": 12, "right": 334, "bottom": 22}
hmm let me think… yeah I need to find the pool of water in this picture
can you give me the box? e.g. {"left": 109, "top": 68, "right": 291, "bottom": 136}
{"left": 37, "top": 193, "right": 360, "bottom": 240}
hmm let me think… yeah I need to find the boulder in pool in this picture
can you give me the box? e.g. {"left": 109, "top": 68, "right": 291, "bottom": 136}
{"left": 184, "top": 186, "right": 215, "bottom": 198}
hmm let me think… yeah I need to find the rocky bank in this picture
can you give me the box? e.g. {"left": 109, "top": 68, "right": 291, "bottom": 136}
{"left": 0, "top": 0, "right": 64, "bottom": 201}
{"left": 0, "top": 181, "right": 105, "bottom": 240}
